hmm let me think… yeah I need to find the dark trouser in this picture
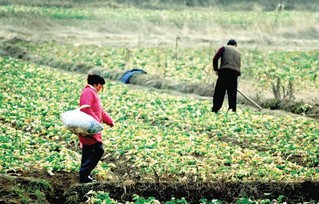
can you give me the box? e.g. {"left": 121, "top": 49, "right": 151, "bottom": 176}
{"left": 79, "top": 142, "right": 104, "bottom": 181}
{"left": 212, "top": 69, "right": 238, "bottom": 113}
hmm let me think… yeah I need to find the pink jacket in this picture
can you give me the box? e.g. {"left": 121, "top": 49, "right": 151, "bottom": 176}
{"left": 79, "top": 85, "right": 113, "bottom": 145}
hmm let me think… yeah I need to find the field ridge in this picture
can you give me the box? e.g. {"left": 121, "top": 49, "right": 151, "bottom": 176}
{"left": 0, "top": 38, "right": 318, "bottom": 120}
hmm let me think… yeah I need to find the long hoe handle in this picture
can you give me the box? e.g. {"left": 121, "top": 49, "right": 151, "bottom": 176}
{"left": 237, "top": 89, "right": 262, "bottom": 111}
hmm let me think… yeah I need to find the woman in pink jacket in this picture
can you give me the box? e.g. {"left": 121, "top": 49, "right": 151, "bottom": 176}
{"left": 78, "top": 74, "right": 114, "bottom": 183}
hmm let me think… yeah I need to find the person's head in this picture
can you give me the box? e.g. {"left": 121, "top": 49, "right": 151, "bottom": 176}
{"left": 227, "top": 39, "right": 237, "bottom": 47}
{"left": 87, "top": 74, "right": 105, "bottom": 92}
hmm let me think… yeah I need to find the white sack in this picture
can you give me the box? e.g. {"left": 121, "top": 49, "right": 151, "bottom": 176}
{"left": 61, "top": 109, "right": 103, "bottom": 136}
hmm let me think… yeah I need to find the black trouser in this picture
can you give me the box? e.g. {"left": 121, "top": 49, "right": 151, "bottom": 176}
{"left": 79, "top": 142, "right": 104, "bottom": 181}
{"left": 212, "top": 69, "right": 238, "bottom": 113}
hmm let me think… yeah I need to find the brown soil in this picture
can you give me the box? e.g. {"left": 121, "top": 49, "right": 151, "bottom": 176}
{"left": 0, "top": 170, "right": 77, "bottom": 204}
{"left": 1, "top": 169, "right": 319, "bottom": 203}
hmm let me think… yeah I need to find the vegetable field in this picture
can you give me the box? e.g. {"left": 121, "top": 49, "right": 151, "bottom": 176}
{"left": 0, "top": 1, "right": 319, "bottom": 203}
{"left": 1, "top": 56, "right": 319, "bottom": 203}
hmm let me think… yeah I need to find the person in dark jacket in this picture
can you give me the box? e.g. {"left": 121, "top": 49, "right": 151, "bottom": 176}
{"left": 78, "top": 74, "right": 114, "bottom": 183}
{"left": 212, "top": 39, "right": 241, "bottom": 113}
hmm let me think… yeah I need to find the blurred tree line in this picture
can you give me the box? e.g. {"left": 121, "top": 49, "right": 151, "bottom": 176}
{"left": 107, "top": 0, "right": 317, "bottom": 11}
{"left": 0, "top": 0, "right": 318, "bottom": 11}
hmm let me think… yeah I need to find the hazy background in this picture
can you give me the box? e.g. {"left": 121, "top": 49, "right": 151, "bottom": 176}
{"left": 0, "top": 0, "right": 318, "bottom": 50}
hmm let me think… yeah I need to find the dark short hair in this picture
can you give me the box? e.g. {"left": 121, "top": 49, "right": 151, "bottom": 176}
{"left": 87, "top": 74, "right": 105, "bottom": 85}
{"left": 227, "top": 39, "right": 237, "bottom": 46}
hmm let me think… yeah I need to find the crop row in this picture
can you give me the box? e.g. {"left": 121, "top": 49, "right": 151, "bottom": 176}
{"left": 1, "top": 56, "right": 318, "bottom": 182}
{"left": 8, "top": 39, "right": 319, "bottom": 94}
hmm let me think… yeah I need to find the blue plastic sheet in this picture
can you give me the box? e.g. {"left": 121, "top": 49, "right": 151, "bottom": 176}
{"left": 119, "top": 68, "right": 147, "bottom": 84}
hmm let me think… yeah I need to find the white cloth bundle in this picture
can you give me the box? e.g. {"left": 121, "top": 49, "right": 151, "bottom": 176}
{"left": 61, "top": 106, "right": 103, "bottom": 136}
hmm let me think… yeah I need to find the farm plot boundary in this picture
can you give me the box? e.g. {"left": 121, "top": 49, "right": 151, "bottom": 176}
{"left": 2, "top": 171, "right": 319, "bottom": 203}
{"left": 0, "top": 38, "right": 318, "bottom": 119}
